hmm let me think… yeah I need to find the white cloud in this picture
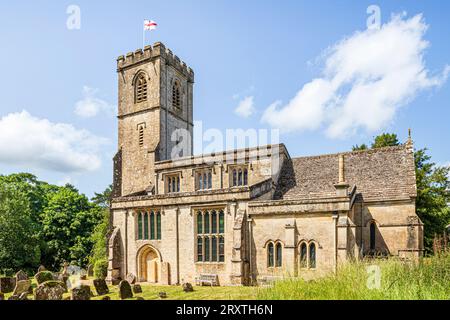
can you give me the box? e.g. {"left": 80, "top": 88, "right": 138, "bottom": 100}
{"left": 74, "top": 86, "right": 115, "bottom": 118}
{"left": 0, "top": 111, "right": 108, "bottom": 173}
{"left": 234, "top": 96, "right": 256, "bottom": 118}
{"left": 262, "top": 14, "right": 449, "bottom": 138}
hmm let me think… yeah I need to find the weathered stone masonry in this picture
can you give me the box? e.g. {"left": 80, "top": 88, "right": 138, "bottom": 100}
{"left": 107, "top": 43, "right": 423, "bottom": 286}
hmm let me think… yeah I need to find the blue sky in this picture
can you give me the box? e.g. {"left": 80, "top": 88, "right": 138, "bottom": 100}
{"left": 0, "top": 0, "right": 449, "bottom": 197}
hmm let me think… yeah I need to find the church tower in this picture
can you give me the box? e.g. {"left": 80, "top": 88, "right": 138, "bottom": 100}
{"left": 113, "top": 43, "right": 194, "bottom": 197}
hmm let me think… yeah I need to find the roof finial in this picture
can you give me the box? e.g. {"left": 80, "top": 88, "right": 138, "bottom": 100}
{"left": 406, "top": 128, "right": 413, "bottom": 147}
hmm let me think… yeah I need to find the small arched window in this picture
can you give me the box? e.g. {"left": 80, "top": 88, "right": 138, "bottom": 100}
{"left": 300, "top": 242, "right": 307, "bottom": 268}
{"left": 267, "top": 242, "right": 274, "bottom": 267}
{"left": 135, "top": 73, "right": 148, "bottom": 103}
{"left": 197, "top": 211, "right": 203, "bottom": 234}
{"left": 276, "top": 243, "right": 283, "bottom": 267}
{"left": 309, "top": 243, "right": 316, "bottom": 269}
{"left": 172, "top": 80, "right": 181, "bottom": 109}
{"left": 370, "top": 222, "right": 376, "bottom": 251}
{"left": 138, "top": 125, "right": 144, "bottom": 147}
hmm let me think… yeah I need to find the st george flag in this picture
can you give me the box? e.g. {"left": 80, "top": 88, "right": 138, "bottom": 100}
{"left": 144, "top": 20, "right": 158, "bottom": 31}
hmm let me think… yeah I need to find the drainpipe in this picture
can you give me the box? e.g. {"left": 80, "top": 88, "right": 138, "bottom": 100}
{"left": 125, "top": 210, "right": 128, "bottom": 277}
{"left": 248, "top": 217, "right": 254, "bottom": 285}
{"left": 176, "top": 207, "right": 180, "bottom": 285}
{"left": 332, "top": 211, "right": 338, "bottom": 274}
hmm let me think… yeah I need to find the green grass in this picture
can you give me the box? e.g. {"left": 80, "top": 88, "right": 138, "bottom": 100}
{"left": 256, "top": 253, "right": 450, "bottom": 300}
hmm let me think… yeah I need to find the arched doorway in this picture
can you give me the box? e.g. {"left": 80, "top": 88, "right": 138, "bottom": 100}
{"left": 137, "top": 245, "right": 161, "bottom": 283}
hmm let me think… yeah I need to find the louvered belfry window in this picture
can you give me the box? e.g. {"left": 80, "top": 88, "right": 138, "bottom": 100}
{"left": 135, "top": 73, "right": 148, "bottom": 103}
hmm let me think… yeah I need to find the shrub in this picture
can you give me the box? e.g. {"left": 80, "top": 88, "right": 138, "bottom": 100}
{"left": 94, "top": 258, "right": 108, "bottom": 279}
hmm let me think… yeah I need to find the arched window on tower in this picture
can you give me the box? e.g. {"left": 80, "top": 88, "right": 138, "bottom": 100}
{"left": 135, "top": 73, "right": 148, "bottom": 103}
{"left": 172, "top": 80, "right": 181, "bottom": 109}
{"left": 370, "top": 221, "right": 376, "bottom": 251}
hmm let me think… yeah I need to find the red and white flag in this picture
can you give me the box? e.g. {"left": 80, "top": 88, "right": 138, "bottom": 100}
{"left": 144, "top": 20, "right": 157, "bottom": 31}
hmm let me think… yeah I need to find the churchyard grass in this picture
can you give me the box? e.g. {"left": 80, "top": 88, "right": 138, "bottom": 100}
{"left": 256, "top": 253, "right": 450, "bottom": 300}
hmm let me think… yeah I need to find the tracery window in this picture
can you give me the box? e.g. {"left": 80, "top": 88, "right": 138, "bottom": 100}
{"left": 137, "top": 210, "right": 162, "bottom": 240}
{"left": 231, "top": 167, "right": 248, "bottom": 187}
{"left": 135, "top": 73, "right": 148, "bottom": 103}
{"left": 196, "top": 169, "right": 212, "bottom": 190}
{"left": 298, "top": 241, "right": 317, "bottom": 270}
{"left": 267, "top": 241, "right": 283, "bottom": 268}
{"left": 196, "top": 209, "right": 225, "bottom": 262}
{"left": 166, "top": 174, "right": 180, "bottom": 193}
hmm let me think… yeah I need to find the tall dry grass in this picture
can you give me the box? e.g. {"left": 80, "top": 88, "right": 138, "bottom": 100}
{"left": 257, "top": 253, "right": 450, "bottom": 300}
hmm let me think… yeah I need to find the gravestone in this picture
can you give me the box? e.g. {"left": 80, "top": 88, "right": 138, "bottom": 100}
{"left": 182, "top": 282, "right": 194, "bottom": 293}
{"left": 37, "top": 265, "right": 47, "bottom": 273}
{"left": 15, "top": 270, "right": 28, "bottom": 281}
{"left": 118, "top": 280, "right": 133, "bottom": 300}
{"left": 87, "top": 264, "right": 94, "bottom": 277}
{"left": 71, "top": 285, "right": 91, "bottom": 300}
{"left": 93, "top": 279, "right": 109, "bottom": 296}
{"left": 34, "top": 281, "right": 66, "bottom": 300}
{"left": 0, "top": 277, "right": 16, "bottom": 293}
{"left": 34, "top": 271, "right": 54, "bottom": 285}
{"left": 126, "top": 273, "right": 136, "bottom": 284}
{"left": 132, "top": 284, "right": 142, "bottom": 294}
{"left": 13, "top": 280, "right": 31, "bottom": 296}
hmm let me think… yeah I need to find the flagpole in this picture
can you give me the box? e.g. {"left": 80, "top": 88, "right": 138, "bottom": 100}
{"left": 142, "top": 22, "right": 145, "bottom": 49}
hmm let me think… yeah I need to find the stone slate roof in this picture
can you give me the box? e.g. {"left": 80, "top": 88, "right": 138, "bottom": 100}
{"left": 274, "top": 144, "right": 416, "bottom": 202}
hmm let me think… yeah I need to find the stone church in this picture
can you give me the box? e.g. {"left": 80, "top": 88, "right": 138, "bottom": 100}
{"left": 107, "top": 42, "right": 423, "bottom": 286}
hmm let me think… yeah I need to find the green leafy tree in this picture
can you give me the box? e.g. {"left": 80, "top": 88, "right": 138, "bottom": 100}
{"left": 352, "top": 144, "right": 368, "bottom": 151}
{"left": 89, "top": 186, "right": 112, "bottom": 270}
{"left": 0, "top": 180, "right": 41, "bottom": 273}
{"left": 414, "top": 149, "right": 450, "bottom": 253}
{"left": 371, "top": 133, "right": 400, "bottom": 148}
{"left": 40, "top": 186, "right": 103, "bottom": 268}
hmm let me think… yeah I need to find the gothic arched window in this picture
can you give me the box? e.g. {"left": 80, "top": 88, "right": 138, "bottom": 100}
{"left": 300, "top": 242, "right": 307, "bottom": 268}
{"left": 172, "top": 80, "right": 181, "bottom": 109}
{"left": 267, "top": 242, "right": 274, "bottom": 267}
{"left": 309, "top": 243, "right": 316, "bottom": 269}
{"left": 135, "top": 73, "right": 148, "bottom": 103}
{"left": 276, "top": 242, "right": 283, "bottom": 267}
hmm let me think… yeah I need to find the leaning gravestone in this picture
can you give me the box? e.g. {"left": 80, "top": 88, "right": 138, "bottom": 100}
{"left": 34, "top": 281, "right": 66, "bottom": 300}
{"left": 13, "top": 279, "right": 31, "bottom": 296}
{"left": 15, "top": 270, "right": 28, "bottom": 281}
{"left": 118, "top": 280, "right": 133, "bottom": 300}
{"left": 93, "top": 279, "right": 109, "bottom": 296}
{"left": 19, "top": 292, "right": 28, "bottom": 300}
{"left": 71, "top": 285, "right": 91, "bottom": 300}
{"left": 0, "top": 277, "right": 16, "bottom": 293}
{"left": 35, "top": 271, "right": 54, "bottom": 285}
{"left": 132, "top": 284, "right": 142, "bottom": 294}
{"left": 126, "top": 273, "right": 136, "bottom": 284}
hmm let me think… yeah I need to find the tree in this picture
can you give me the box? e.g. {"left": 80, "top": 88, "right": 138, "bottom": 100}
{"left": 371, "top": 133, "right": 399, "bottom": 148}
{"left": 352, "top": 144, "right": 368, "bottom": 151}
{"left": 414, "top": 149, "right": 450, "bottom": 253}
{"left": 0, "top": 180, "right": 41, "bottom": 273}
{"left": 40, "top": 186, "right": 103, "bottom": 268}
{"left": 89, "top": 186, "right": 112, "bottom": 271}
